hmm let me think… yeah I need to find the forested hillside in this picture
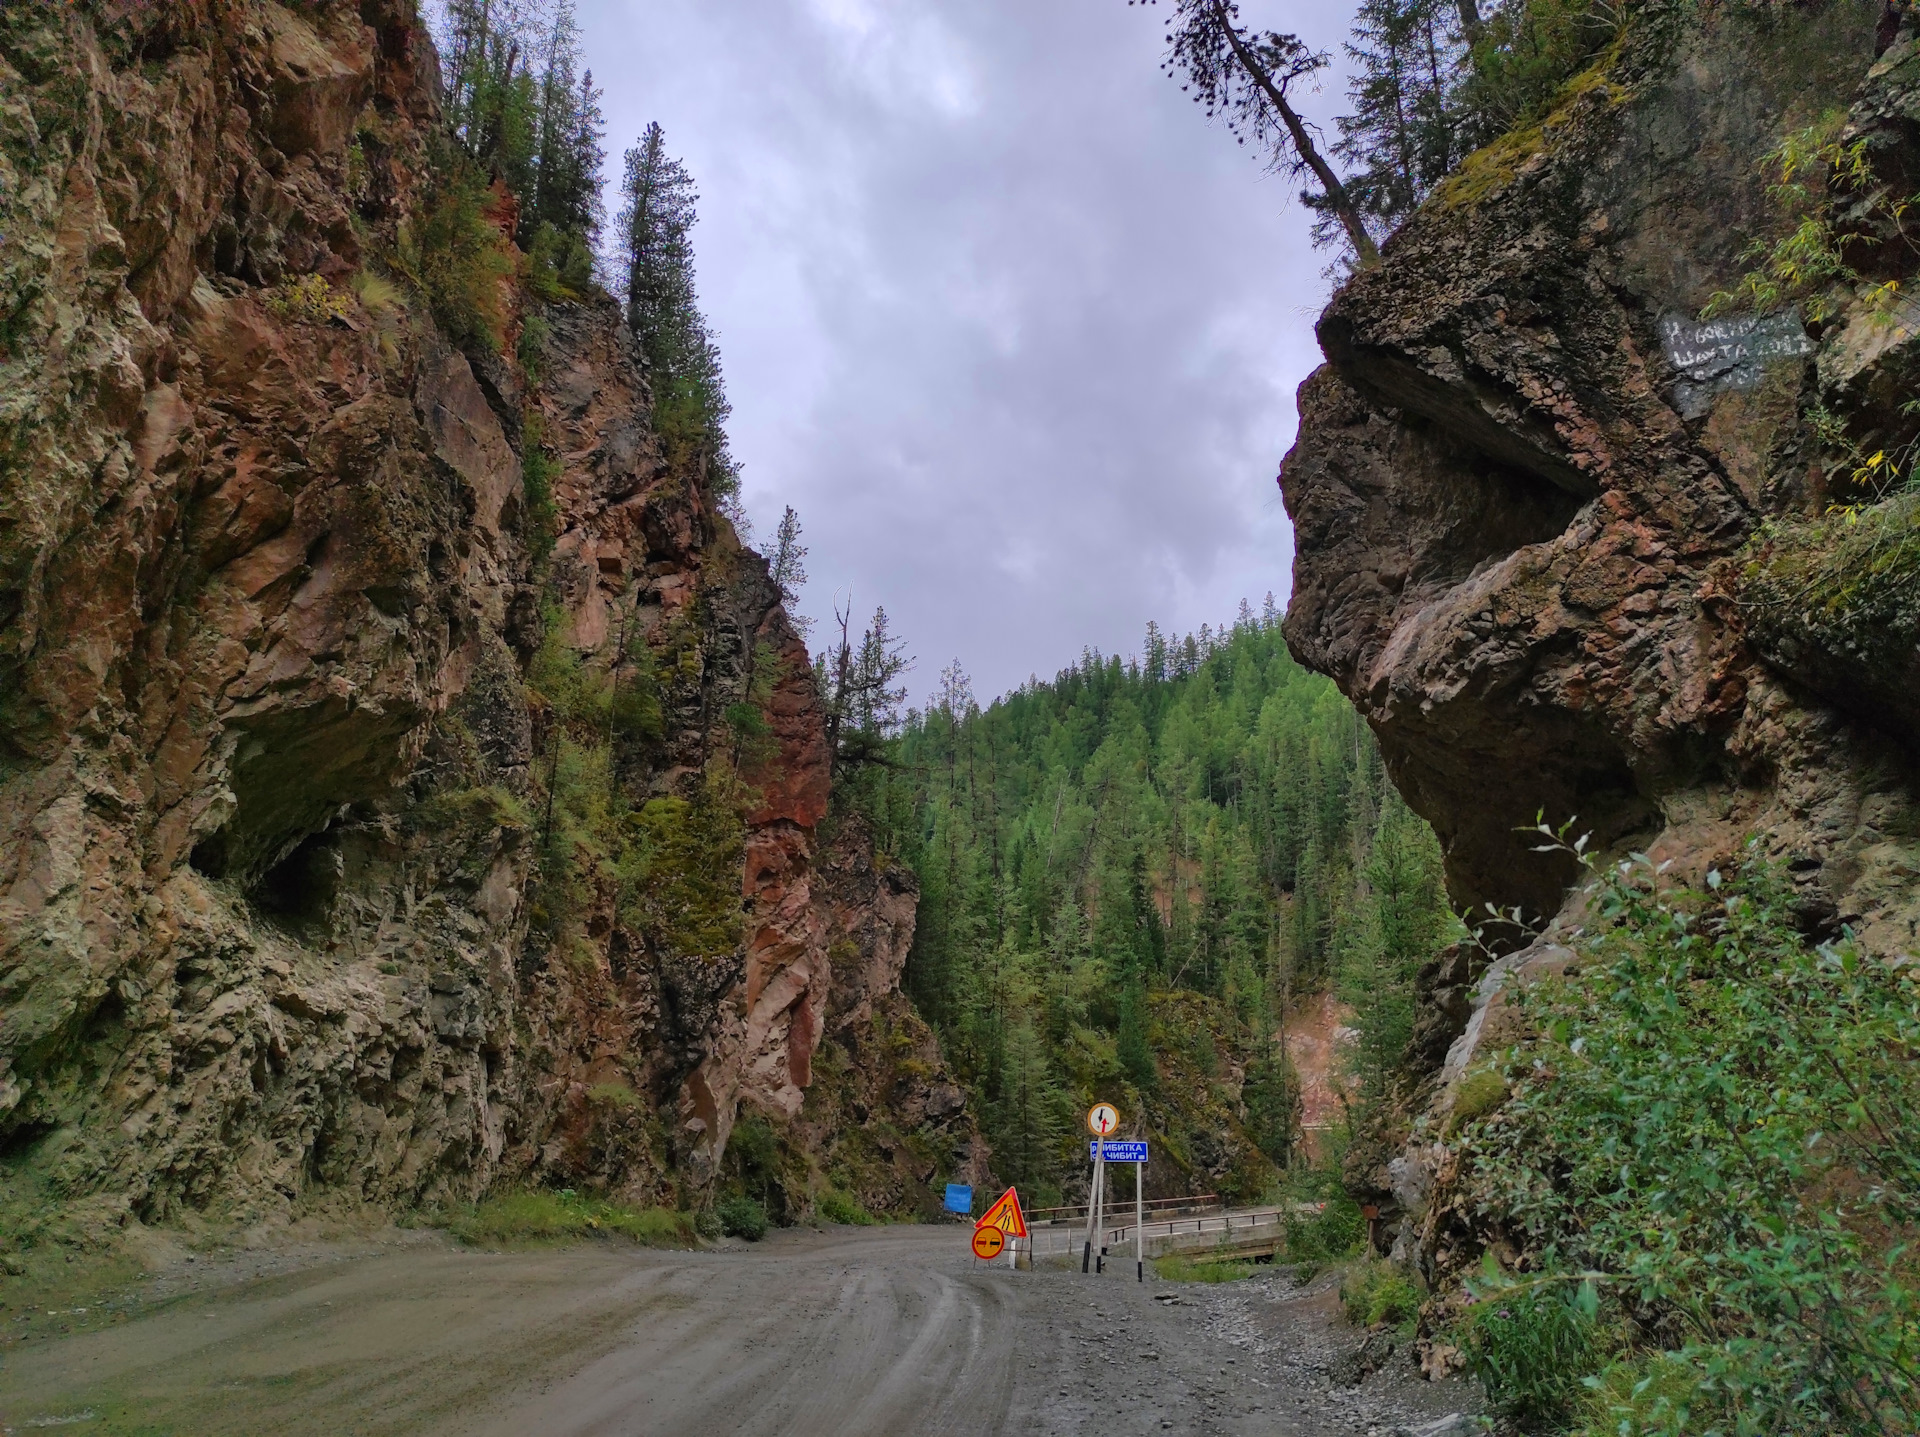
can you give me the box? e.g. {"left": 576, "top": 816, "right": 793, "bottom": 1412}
{"left": 838, "top": 605, "right": 1456, "bottom": 1205}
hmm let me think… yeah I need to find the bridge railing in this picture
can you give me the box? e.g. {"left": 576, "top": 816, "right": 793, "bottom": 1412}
{"left": 1027, "top": 1193, "right": 1222, "bottom": 1226}
{"left": 1027, "top": 1202, "right": 1325, "bottom": 1258}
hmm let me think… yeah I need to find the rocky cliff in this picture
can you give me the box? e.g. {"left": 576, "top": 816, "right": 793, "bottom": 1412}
{"left": 1279, "top": 3, "right": 1920, "bottom": 1231}
{"left": 0, "top": 0, "right": 974, "bottom": 1251}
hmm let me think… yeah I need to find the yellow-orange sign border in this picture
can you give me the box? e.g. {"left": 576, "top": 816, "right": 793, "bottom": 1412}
{"left": 975, "top": 1185, "right": 1028, "bottom": 1238}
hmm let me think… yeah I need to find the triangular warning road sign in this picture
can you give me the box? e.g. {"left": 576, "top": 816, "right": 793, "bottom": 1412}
{"left": 975, "top": 1186, "right": 1027, "bottom": 1238}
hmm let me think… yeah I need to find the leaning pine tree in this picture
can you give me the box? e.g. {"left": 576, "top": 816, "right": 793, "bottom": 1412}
{"left": 1133, "top": 0, "right": 1380, "bottom": 266}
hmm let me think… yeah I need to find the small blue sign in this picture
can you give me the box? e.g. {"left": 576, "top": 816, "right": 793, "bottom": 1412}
{"left": 1088, "top": 1141, "right": 1149, "bottom": 1163}
{"left": 944, "top": 1183, "right": 973, "bottom": 1215}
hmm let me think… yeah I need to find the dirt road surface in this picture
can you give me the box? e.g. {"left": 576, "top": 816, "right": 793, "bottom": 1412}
{"left": 0, "top": 1226, "right": 1476, "bottom": 1436}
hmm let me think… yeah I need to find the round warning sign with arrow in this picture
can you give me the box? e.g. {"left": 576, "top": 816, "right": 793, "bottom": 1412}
{"left": 1085, "top": 1101, "right": 1119, "bottom": 1137}
{"left": 971, "top": 1225, "right": 1005, "bottom": 1260}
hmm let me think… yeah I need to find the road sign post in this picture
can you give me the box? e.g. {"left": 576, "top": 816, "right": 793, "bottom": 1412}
{"left": 974, "top": 1186, "right": 1027, "bottom": 1271}
{"left": 1135, "top": 1149, "right": 1145, "bottom": 1283}
{"left": 1082, "top": 1103, "right": 1119, "bottom": 1275}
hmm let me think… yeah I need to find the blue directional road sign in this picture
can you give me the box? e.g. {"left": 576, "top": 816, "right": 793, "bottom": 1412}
{"left": 944, "top": 1183, "right": 974, "bottom": 1215}
{"left": 1087, "top": 1141, "right": 1149, "bottom": 1162}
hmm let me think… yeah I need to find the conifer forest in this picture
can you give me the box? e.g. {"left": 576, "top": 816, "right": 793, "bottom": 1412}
{"left": 835, "top": 608, "right": 1456, "bottom": 1207}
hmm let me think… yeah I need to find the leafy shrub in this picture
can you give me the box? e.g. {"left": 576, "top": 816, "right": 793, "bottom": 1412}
{"left": 435, "top": 1189, "right": 696, "bottom": 1248}
{"left": 1456, "top": 841, "right": 1920, "bottom": 1435}
{"left": 815, "top": 1188, "right": 875, "bottom": 1226}
{"left": 1341, "top": 1256, "right": 1424, "bottom": 1332}
{"left": 1284, "top": 1190, "right": 1367, "bottom": 1265}
{"left": 715, "top": 1194, "right": 768, "bottom": 1241}
{"left": 264, "top": 274, "right": 349, "bottom": 324}
{"left": 1575, "top": 1351, "right": 1720, "bottom": 1436}
{"left": 1708, "top": 113, "right": 1914, "bottom": 327}
{"left": 1463, "top": 1274, "right": 1601, "bottom": 1428}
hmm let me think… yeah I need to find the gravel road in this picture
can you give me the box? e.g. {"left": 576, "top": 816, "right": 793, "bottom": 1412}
{"left": 0, "top": 1225, "right": 1477, "bottom": 1436}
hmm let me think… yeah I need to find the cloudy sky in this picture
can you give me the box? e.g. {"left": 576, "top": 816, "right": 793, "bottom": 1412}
{"left": 575, "top": 0, "right": 1358, "bottom": 703}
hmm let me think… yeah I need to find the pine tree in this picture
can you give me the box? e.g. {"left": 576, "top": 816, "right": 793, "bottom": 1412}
{"left": 820, "top": 602, "right": 913, "bottom": 779}
{"left": 1325, "top": 0, "right": 1468, "bottom": 247}
{"left": 1117, "top": 983, "right": 1158, "bottom": 1093}
{"left": 615, "top": 124, "right": 743, "bottom": 513}
{"left": 1136, "top": 0, "right": 1380, "bottom": 265}
{"left": 769, "top": 506, "right": 812, "bottom": 638}
{"left": 993, "top": 1021, "right": 1068, "bottom": 1191}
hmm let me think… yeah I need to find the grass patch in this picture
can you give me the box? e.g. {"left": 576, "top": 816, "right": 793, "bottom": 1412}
{"left": 1341, "top": 1256, "right": 1424, "bottom": 1334}
{"left": 430, "top": 1190, "right": 697, "bottom": 1248}
{"left": 815, "top": 1188, "right": 877, "bottom": 1226}
{"left": 1445, "top": 1065, "right": 1510, "bottom": 1138}
{"left": 1153, "top": 1253, "right": 1257, "bottom": 1284}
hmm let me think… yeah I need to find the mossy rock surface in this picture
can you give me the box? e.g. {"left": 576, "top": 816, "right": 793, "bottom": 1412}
{"left": 1740, "top": 493, "right": 1920, "bottom": 740}
{"left": 1446, "top": 1067, "right": 1511, "bottom": 1137}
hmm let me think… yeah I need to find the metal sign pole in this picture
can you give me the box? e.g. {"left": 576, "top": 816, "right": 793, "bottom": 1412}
{"left": 1095, "top": 1138, "right": 1107, "bottom": 1273}
{"left": 1082, "top": 1140, "right": 1105, "bottom": 1274}
{"left": 1135, "top": 1156, "right": 1145, "bottom": 1283}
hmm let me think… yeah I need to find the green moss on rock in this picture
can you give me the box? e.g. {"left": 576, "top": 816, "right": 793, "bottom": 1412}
{"left": 1740, "top": 492, "right": 1920, "bottom": 738}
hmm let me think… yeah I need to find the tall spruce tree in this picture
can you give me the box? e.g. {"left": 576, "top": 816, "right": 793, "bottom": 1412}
{"left": 615, "top": 124, "right": 743, "bottom": 511}
{"left": 1327, "top": 0, "right": 1468, "bottom": 245}
{"left": 769, "top": 506, "right": 813, "bottom": 638}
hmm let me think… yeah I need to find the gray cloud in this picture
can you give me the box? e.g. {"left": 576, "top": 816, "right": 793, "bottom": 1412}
{"left": 578, "top": 0, "right": 1356, "bottom": 701}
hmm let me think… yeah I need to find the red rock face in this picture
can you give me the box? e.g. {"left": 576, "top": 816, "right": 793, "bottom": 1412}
{"left": 0, "top": 0, "right": 932, "bottom": 1228}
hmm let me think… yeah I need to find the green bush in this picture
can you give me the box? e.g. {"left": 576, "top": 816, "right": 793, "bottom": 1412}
{"left": 1284, "top": 1191, "right": 1366, "bottom": 1265}
{"left": 1445, "top": 1066, "right": 1509, "bottom": 1137}
{"left": 815, "top": 1188, "right": 875, "bottom": 1226}
{"left": 1341, "top": 1256, "right": 1423, "bottom": 1332}
{"left": 1463, "top": 1275, "right": 1601, "bottom": 1428}
{"left": 1456, "top": 840, "right": 1920, "bottom": 1435}
{"left": 524, "top": 221, "right": 597, "bottom": 303}
{"left": 716, "top": 1194, "right": 768, "bottom": 1241}
{"left": 265, "top": 273, "right": 350, "bottom": 324}
{"left": 434, "top": 1189, "right": 696, "bottom": 1248}
{"left": 1575, "top": 1351, "right": 1721, "bottom": 1436}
